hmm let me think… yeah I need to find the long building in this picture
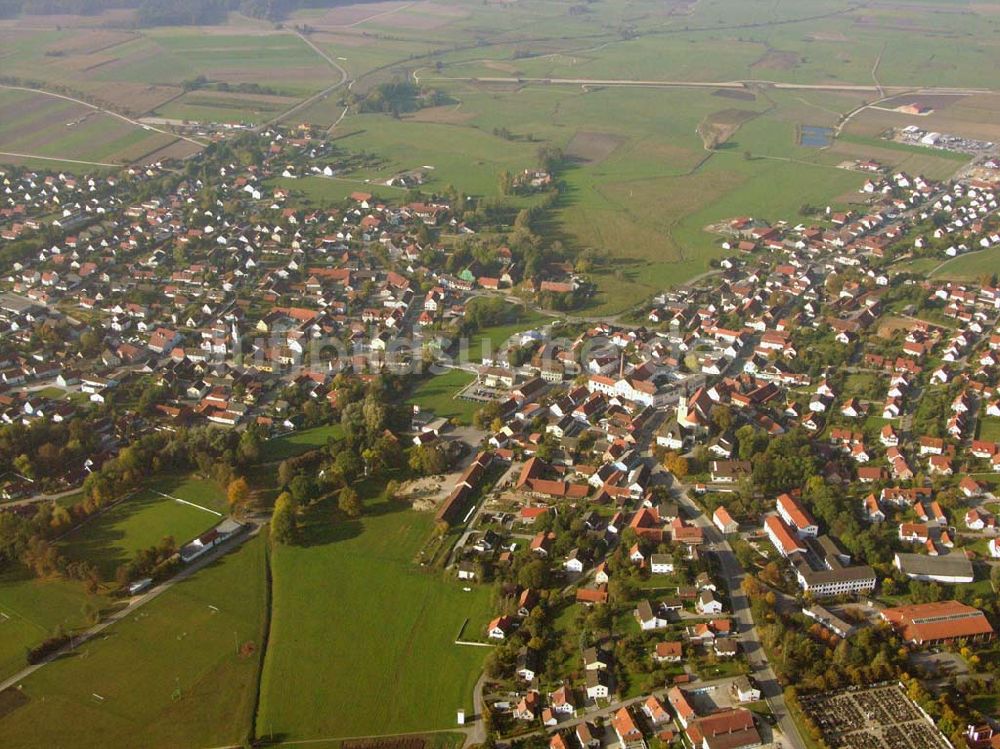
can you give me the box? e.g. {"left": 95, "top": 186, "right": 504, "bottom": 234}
{"left": 791, "top": 536, "right": 876, "bottom": 598}
{"left": 881, "top": 601, "right": 994, "bottom": 645}
{"left": 893, "top": 552, "right": 974, "bottom": 584}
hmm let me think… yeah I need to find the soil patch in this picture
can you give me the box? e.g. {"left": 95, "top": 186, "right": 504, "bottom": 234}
{"left": 750, "top": 49, "right": 801, "bottom": 70}
{"left": 566, "top": 130, "right": 626, "bottom": 164}
{"left": 713, "top": 88, "right": 756, "bottom": 101}
{"left": 697, "top": 109, "right": 758, "bottom": 149}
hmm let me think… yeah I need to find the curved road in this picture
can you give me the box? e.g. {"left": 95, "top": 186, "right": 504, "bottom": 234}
{"left": 264, "top": 32, "right": 351, "bottom": 129}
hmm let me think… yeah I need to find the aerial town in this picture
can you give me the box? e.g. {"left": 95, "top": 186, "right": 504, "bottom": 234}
{"left": 1, "top": 118, "right": 999, "bottom": 749}
{"left": 1, "top": 1, "right": 1000, "bottom": 748}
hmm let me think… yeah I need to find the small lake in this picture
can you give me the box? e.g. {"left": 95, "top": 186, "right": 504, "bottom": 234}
{"left": 800, "top": 125, "right": 833, "bottom": 148}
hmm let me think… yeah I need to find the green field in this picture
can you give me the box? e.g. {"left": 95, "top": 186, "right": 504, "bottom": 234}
{"left": 0, "top": 534, "right": 268, "bottom": 749}
{"left": 931, "top": 249, "right": 1000, "bottom": 282}
{"left": 465, "top": 308, "right": 549, "bottom": 363}
{"left": 0, "top": 571, "right": 110, "bottom": 682}
{"left": 257, "top": 496, "right": 492, "bottom": 741}
{"left": 260, "top": 423, "right": 345, "bottom": 462}
{"left": 60, "top": 479, "right": 224, "bottom": 578}
{"left": 409, "top": 369, "right": 478, "bottom": 424}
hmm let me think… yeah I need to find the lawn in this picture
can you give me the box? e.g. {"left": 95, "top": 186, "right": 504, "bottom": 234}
{"left": 0, "top": 570, "right": 110, "bottom": 682}
{"left": 464, "top": 308, "right": 549, "bottom": 364}
{"left": 409, "top": 369, "right": 478, "bottom": 424}
{"left": 60, "top": 480, "right": 224, "bottom": 578}
{"left": 257, "top": 494, "right": 493, "bottom": 741}
{"left": 260, "top": 423, "right": 344, "bottom": 462}
{"left": 0, "top": 534, "right": 268, "bottom": 749}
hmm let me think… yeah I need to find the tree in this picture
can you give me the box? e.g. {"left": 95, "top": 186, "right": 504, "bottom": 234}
{"left": 271, "top": 492, "right": 296, "bottom": 544}
{"left": 711, "top": 404, "right": 733, "bottom": 432}
{"left": 497, "top": 170, "right": 514, "bottom": 196}
{"left": 409, "top": 444, "right": 447, "bottom": 476}
{"left": 339, "top": 487, "right": 363, "bottom": 518}
{"left": 227, "top": 477, "right": 250, "bottom": 510}
{"left": 663, "top": 452, "right": 688, "bottom": 478}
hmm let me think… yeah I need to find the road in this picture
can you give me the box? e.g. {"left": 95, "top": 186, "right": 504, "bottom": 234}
{"left": 665, "top": 473, "right": 807, "bottom": 749}
{"left": 0, "top": 151, "right": 120, "bottom": 167}
{"left": 264, "top": 33, "right": 351, "bottom": 129}
{"left": 0, "top": 522, "right": 259, "bottom": 694}
{"left": 413, "top": 73, "right": 993, "bottom": 98}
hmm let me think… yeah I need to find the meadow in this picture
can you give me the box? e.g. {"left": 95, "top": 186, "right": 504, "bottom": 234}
{"left": 0, "top": 534, "right": 268, "bottom": 749}
{"left": 0, "top": 571, "right": 110, "bottom": 682}
{"left": 257, "top": 495, "right": 493, "bottom": 741}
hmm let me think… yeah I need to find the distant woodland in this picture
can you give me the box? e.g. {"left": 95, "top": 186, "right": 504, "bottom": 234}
{"left": 0, "top": 0, "right": 364, "bottom": 24}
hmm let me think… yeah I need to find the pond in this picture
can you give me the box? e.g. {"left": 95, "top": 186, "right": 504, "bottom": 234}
{"left": 800, "top": 125, "right": 834, "bottom": 148}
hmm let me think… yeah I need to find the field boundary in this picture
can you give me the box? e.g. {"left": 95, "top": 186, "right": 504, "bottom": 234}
{"left": 454, "top": 618, "right": 493, "bottom": 648}
{"left": 151, "top": 490, "right": 223, "bottom": 517}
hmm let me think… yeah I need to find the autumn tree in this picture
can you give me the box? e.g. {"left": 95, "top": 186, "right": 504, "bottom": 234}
{"left": 271, "top": 492, "right": 297, "bottom": 545}
{"left": 227, "top": 477, "right": 250, "bottom": 510}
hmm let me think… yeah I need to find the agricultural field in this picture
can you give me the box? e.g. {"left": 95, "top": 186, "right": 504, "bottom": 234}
{"left": 5, "top": 0, "right": 999, "bottom": 300}
{"left": 0, "top": 571, "right": 110, "bottom": 682}
{"left": 59, "top": 477, "right": 225, "bottom": 579}
{"left": 0, "top": 88, "right": 180, "bottom": 166}
{"left": 257, "top": 493, "right": 492, "bottom": 741}
{"left": 0, "top": 534, "right": 268, "bottom": 749}
{"left": 152, "top": 89, "right": 299, "bottom": 126}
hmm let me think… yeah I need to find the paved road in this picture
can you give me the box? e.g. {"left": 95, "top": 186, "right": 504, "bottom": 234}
{"left": 415, "top": 74, "right": 993, "bottom": 97}
{"left": 0, "top": 522, "right": 259, "bottom": 694}
{"left": 665, "top": 473, "right": 806, "bottom": 749}
{"left": 265, "top": 33, "right": 350, "bottom": 129}
{"left": 0, "top": 151, "right": 120, "bottom": 167}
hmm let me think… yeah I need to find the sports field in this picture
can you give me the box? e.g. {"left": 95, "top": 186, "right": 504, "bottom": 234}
{"left": 59, "top": 478, "right": 224, "bottom": 578}
{"left": 0, "top": 534, "right": 268, "bottom": 749}
{"left": 409, "top": 369, "right": 478, "bottom": 424}
{"left": 257, "top": 496, "right": 492, "bottom": 741}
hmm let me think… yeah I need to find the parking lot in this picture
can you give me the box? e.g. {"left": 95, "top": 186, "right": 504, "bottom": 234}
{"left": 799, "top": 683, "right": 950, "bottom": 749}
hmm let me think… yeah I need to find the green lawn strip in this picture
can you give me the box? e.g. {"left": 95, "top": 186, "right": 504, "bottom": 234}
{"left": 0, "top": 534, "right": 268, "bottom": 749}
{"left": 464, "top": 309, "right": 549, "bottom": 364}
{"left": 931, "top": 249, "right": 1000, "bottom": 282}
